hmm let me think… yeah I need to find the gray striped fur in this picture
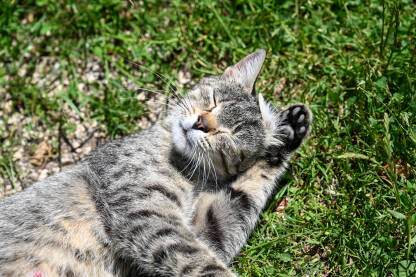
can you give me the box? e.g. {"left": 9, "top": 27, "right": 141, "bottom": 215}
{"left": 0, "top": 50, "right": 312, "bottom": 277}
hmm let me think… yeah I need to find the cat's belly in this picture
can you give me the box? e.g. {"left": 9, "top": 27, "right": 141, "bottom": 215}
{"left": 0, "top": 167, "right": 118, "bottom": 277}
{"left": 1, "top": 216, "right": 116, "bottom": 277}
{"left": 23, "top": 259, "right": 116, "bottom": 277}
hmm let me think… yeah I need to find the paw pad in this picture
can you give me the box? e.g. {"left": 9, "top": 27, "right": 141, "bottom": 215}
{"left": 279, "top": 104, "right": 311, "bottom": 151}
{"left": 266, "top": 104, "right": 312, "bottom": 165}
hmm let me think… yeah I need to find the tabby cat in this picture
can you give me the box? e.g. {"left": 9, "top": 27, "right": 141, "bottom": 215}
{"left": 0, "top": 50, "right": 312, "bottom": 277}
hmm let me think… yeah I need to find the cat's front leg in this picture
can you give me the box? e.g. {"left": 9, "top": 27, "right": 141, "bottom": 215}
{"left": 192, "top": 104, "right": 312, "bottom": 264}
{"left": 103, "top": 199, "right": 238, "bottom": 277}
{"left": 95, "top": 181, "right": 238, "bottom": 277}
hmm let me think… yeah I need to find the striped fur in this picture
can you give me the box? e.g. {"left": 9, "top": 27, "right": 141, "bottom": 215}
{"left": 0, "top": 50, "right": 311, "bottom": 276}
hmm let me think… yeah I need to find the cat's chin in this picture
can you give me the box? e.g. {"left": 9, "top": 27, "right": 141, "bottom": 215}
{"left": 171, "top": 121, "right": 196, "bottom": 158}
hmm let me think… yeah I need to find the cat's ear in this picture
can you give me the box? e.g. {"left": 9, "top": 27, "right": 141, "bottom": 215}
{"left": 222, "top": 49, "right": 266, "bottom": 95}
{"left": 258, "top": 93, "right": 280, "bottom": 146}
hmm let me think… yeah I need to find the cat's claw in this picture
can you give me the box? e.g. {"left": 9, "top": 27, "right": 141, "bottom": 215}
{"left": 266, "top": 104, "right": 312, "bottom": 165}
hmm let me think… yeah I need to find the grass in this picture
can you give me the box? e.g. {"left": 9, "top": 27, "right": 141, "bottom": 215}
{"left": 1, "top": 0, "right": 415, "bottom": 275}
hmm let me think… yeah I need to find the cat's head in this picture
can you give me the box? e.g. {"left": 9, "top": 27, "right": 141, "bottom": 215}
{"left": 171, "top": 50, "right": 280, "bottom": 181}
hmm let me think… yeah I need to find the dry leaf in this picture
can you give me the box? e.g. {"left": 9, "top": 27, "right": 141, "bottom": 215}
{"left": 275, "top": 198, "right": 288, "bottom": 212}
{"left": 178, "top": 69, "right": 191, "bottom": 85}
{"left": 384, "top": 159, "right": 413, "bottom": 179}
{"left": 26, "top": 13, "right": 34, "bottom": 23}
{"left": 30, "top": 141, "right": 52, "bottom": 166}
{"left": 395, "top": 161, "right": 412, "bottom": 179}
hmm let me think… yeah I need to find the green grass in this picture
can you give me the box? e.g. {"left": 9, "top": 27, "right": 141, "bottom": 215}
{"left": 1, "top": 0, "right": 415, "bottom": 275}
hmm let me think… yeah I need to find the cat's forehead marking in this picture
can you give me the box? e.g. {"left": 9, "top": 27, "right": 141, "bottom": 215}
{"left": 198, "top": 85, "right": 213, "bottom": 95}
{"left": 189, "top": 86, "right": 214, "bottom": 104}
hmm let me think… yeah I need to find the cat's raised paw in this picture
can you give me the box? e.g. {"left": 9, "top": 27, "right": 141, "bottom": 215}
{"left": 266, "top": 104, "right": 312, "bottom": 165}
{"left": 279, "top": 104, "right": 311, "bottom": 151}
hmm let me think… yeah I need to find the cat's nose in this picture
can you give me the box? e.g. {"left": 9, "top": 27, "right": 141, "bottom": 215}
{"left": 192, "top": 116, "right": 209, "bottom": 133}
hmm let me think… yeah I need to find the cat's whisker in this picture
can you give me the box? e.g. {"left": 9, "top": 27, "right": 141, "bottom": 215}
{"left": 127, "top": 88, "right": 184, "bottom": 108}
{"left": 186, "top": 148, "right": 201, "bottom": 180}
{"left": 134, "top": 87, "right": 172, "bottom": 98}
{"left": 197, "top": 139, "right": 207, "bottom": 153}
{"left": 102, "top": 63, "right": 188, "bottom": 113}
{"left": 146, "top": 99, "right": 187, "bottom": 112}
{"left": 109, "top": 84, "right": 173, "bottom": 102}
{"left": 157, "top": 93, "right": 191, "bottom": 114}
{"left": 205, "top": 155, "right": 215, "bottom": 188}
{"left": 199, "top": 139, "right": 206, "bottom": 152}
{"left": 200, "top": 155, "right": 206, "bottom": 186}
{"left": 119, "top": 98, "right": 185, "bottom": 117}
{"left": 203, "top": 154, "right": 209, "bottom": 186}
{"left": 207, "top": 155, "right": 218, "bottom": 190}
{"left": 121, "top": 57, "right": 181, "bottom": 97}
{"left": 178, "top": 98, "right": 192, "bottom": 113}
{"left": 201, "top": 147, "right": 214, "bottom": 187}
{"left": 182, "top": 95, "right": 194, "bottom": 112}
{"left": 198, "top": 155, "right": 205, "bottom": 185}
{"left": 181, "top": 154, "right": 194, "bottom": 174}
{"left": 118, "top": 96, "right": 177, "bottom": 109}
{"left": 106, "top": 84, "right": 189, "bottom": 114}
{"left": 187, "top": 145, "right": 199, "bottom": 179}
{"left": 173, "top": 94, "right": 191, "bottom": 113}
{"left": 182, "top": 154, "right": 195, "bottom": 175}
{"left": 181, "top": 144, "right": 199, "bottom": 176}
{"left": 175, "top": 97, "right": 193, "bottom": 113}
{"left": 205, "top": 155, "right": 210, "bottom": 184}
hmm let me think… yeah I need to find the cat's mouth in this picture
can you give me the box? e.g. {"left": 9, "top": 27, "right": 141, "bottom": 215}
{"left": 180, "top": 127, "right": 190, "bottom": 143}
{"left": 181, "top": 127, "right": 196, "bottom": 147}
{"left": 172, "top": 117, "right": 204, "bottom": 155}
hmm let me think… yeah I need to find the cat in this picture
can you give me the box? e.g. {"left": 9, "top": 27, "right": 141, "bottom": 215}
{"left": 0, "top": 50, "right": 312, "bottom": 277}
